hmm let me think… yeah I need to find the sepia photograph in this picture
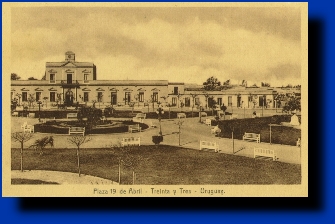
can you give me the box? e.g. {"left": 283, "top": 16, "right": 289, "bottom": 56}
{"left": 2, "top": 2, "right": 308, "bottom": 197}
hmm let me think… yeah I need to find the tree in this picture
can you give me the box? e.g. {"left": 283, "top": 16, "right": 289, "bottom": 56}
{"left": 11, "top": 132, "right": 34, "bottom": 172}
{"left": 67, "top": 136, "right": 91, "bottom": 177}
{"left": 28, "top": 77, "right": 38, "bottom": 80}
{"left": 223, "top": 79, "right": 231, "bottom": 85}
{"left": 27, "top": 94, "right": 35, "bottom": 109}
{"left": 282, "top": 94, "right": 301, "bottom": 113}
{"left": 221, "top": 103, "right": 227, "bottom": 120}
{"left": 77, "top": 106, "right": 103, "bottom": 131}
{"left": 261, "top": 82, "right": 270, "bottom": 87}
{"left": 11, "top": 73, "right": 21, "bottom": 80}
{"left": 29, "top": 136, "right": 54, "bottom": 155}
{"left": 203, "top": 92, "right": 210, "bottom": 109}
{"left": 203, "top": 76, "right": 221, "bottom": 90}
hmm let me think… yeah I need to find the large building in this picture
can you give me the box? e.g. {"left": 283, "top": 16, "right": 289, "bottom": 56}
{"left": 11, "top": 52, "right": 300, "bottom": 110}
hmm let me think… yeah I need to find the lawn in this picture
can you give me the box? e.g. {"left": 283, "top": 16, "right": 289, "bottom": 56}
{"left": 11, "top": 145, "right": 301, "bottom": 185}
{"left": 216, "top": 115, "right": 301, "bottom": 145}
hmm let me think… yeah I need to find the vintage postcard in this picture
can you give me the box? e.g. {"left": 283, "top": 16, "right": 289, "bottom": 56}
{"left": 2, "top": 2, "right": 308, "bottom": 197}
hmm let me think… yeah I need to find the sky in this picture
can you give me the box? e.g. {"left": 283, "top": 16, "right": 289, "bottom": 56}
{"left": 10, "top": 5, "right": 302, "bottom": 86}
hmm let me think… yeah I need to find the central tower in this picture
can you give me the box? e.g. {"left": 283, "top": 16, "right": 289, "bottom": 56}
{"left": 65, "top": 51, "right": 75, "bottom": 62}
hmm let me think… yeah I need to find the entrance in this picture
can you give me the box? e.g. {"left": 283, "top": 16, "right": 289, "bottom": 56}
{"left": 65, "top": 89, "right": 74, "bottom": 106}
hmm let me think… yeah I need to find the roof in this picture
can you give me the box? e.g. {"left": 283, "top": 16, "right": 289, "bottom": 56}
{"left": 46, "top": 61, "right": 95, "bottom": 67}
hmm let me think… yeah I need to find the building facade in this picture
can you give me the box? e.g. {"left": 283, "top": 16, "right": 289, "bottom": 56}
{"left": 11, "top": 52, "right": 300, "bottom": 110}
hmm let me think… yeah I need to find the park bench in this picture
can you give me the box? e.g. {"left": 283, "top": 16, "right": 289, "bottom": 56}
{"left": 254, "top": 148, "right": 277, "bottom": 161}
{"left": 135, "top": 113, "right": 146, "bottom": 119}
{"left": 200, "top": 112, "right": 207, "bottom": 117}
{"left": 177, "top": 113, "right": 186, "bottom": 119}
{"left": 296, "top": 138, "right": 301, "bottom": 147}
{"left": 68, "top": 127, "right": 85, "bottom": 136}
{"left": 128, "top": 124, "right": 141, "bottom": 133}
{"left": 211, "top": 125, "right": 221, "bottom": 135}
{"left": 217, "top": 110, "right": 224, "bottom": 117}
{"left": 230, "top": 114, "right": 238, "bottom": 119}
{"left": 243, "top": 133, "right": 261, "bottom": 143}
{"left": 42, "top": 117, "right": 56, "bottom": 123}
{"left": 205, "top": 118, "right": 212, "bottom": 126}
{"left": 12, "top": 112, "right": 19, "bottom": 117}
{"left": 121, "top": 137, "right": 141, "bottom": 147}
{"left": 21, "top": 123, "right": 34, "bottom": 133}
{"left": 67, "top": 113, "right": 77, "bottom": 119}
{"left": 27, "top": 113, "right": 35, "bottom": 118}
{"left": 132, "top": 117, "right": 144, "bottom": 123}
{"left": 200, "top": 140, "right": 220, "bottom": 152}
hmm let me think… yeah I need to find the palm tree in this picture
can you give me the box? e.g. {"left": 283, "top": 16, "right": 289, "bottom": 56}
{"left": 29, "top": 136, "right": 54, "bottom": 155}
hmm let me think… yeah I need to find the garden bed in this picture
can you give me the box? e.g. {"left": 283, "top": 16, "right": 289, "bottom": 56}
{"left": 216, "top": 115, "right": 301, "bottom": 146}
{"left": 34, "top": 120, "right": 149, "bottom": 134}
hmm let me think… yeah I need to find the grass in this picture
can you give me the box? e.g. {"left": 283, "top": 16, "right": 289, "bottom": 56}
{"left": 216, "top": 115, "right": 301, "bottom": 145}
{"left": 11, "top": 145, "right": 301, "bottom": 185}
{"left": 11, "top": 178, "right": 59, "bottom": 185}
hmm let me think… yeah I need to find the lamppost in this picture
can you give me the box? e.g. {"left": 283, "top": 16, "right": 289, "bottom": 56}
{"left": 199, "top": 105, "right": 202, "bottom": 123}
{"left": 156, "top": 104, "right": 164, "bottom": 136}
{"left": 37, "top": 100, "right": 42, "bottom": 122}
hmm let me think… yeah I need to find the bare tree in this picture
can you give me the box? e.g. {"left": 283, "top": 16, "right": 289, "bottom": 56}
{"left": 11, "top": 132, "right": 34, "bottom": 172}
{"left": 67, "top": 136, "right": 91, "bottom": 177}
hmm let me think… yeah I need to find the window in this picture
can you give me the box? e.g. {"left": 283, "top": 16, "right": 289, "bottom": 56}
{"left": 172, "top": 97, "right": 177, "bottom": 106}
{"left": 36, "top": 92, "right": 41, "bottom": 101}
{"left": 185, "top": 97, "right": 190, "bottom": 107}
{"left": 84, "top": 74, "right": 89, "bottom": 83}
{"left": 217, "top": 98, "right": 222, "bottom": 106}
{"left": 195, "top": 97, "right": 200, "bottom": 106}
{"left": 125, "top": 92, "right": 131, "bottom": 104}
{"left": 22, "top": 92, "right": 27, "bottom": 102}
{"left": 84, "top": 92, "right": 89, "bottom": 102}
{"left": 174, "top": 87, "right": 178, "bottom": 95}
{"left": 152, "top": 92, "right": 158, "bottom": 102}
{"left": 50, "top": 74, "right": 55, "bottom": 83}
{"left": 111, "top": 92, "right": 117, "bottom": 105}
{"left": 50, "top": 92, "right": 56, "bottom": 102}
{"left": 228, "top": 96, "right": 232, "bottom": 106}
{"left": 97, "top": 92, "right": 103, "bottom": 102}
{"left": 139, "top": 92, "right": 144, "bottom": 102}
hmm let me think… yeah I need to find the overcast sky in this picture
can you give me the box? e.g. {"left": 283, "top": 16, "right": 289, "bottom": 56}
{"left": 11, "top": 6, "right": 302, "bottom": 86}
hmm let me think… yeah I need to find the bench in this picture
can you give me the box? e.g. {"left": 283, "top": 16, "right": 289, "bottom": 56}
{"left": 177, "top": 113, "right": 186, "bottom": 119}
{"left": 27, "top": 113, "right": 35, "bottom": 118}
{"left": 68, "top": 127, "right": 85, "bottom": 136}
{"left": 230, "top": 114, "right": 238, "bottom": 119}
{"left": 243, "top": 133, "right": 260, "bottom": 143}
{"left": 12, "top": 112, "right": 19, "bottom": 117}
{"left": 200, "top": 112, "right": 207, "bottom": 117}
{"left": 200, "top": 141, "right": 220, "bottom": 152}
{"left": 128, "top": 124, "right": 141, "bottom": 133}
{"left": 217, "top": 110, "right": 224, "bottom": 117}
{"left": 67, "top": 113, "right": 77, "bottom": 119}
{"left": 254, "top": 148, "right": 277, "bottom": 161}
{"left": 42, "top": 117, "right": 56, "bottom": 123}
{"left": 121, "top": 137, "right": 141, "bottom": 147}
{"left": 22, "top": 124, "right": 34, "bottom": 133}
{"left": 296, "top": 138, "right": 301, "bottom": 147}
{"left": 132, "top": 117, "right": 144, "bottom": 123}
{"left": 205, "top": 118, "right": 212, "bottom": 126}
{"left": 211, "top": 125, "right": 221, "bottom": 135}
{"left": 135, "top": 113, "right": 146, "bottom": 119}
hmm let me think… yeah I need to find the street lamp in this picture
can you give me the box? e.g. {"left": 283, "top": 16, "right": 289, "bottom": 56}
{"left": 156, "top": 104, "right": 164, "bottom": 136}
{"left": 37, "top": 100, "right": 42, "bottom": 122}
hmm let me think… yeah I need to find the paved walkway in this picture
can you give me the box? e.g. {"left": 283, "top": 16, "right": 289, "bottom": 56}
{"left": 11, "top": 116, "right": 301, "bottom": 165}
{"left": 11, "top": 170, "right": 118, "bottom": 185}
